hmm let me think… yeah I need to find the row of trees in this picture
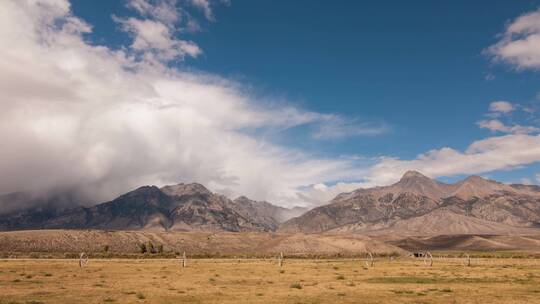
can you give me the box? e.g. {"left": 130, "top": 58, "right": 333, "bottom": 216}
{"left": 138, "top": 242, "right": 164, "bottom": 254}
{"left": 98, "top": 242, "right": 167, "bottom": 254}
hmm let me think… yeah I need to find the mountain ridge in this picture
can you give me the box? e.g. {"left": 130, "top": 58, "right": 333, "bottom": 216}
{"left": 2, "top": 171, "right": 540, "bottom": 236}
{"left": 0, "top": 183, "right": 306, "bottom": 232}
{"left": 279, "top": 171, "right": 540, "bottom": 235}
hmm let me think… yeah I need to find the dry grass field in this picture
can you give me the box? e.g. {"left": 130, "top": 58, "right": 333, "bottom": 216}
{"left": 1, "top": 257, "right": 539, "bottom": 304}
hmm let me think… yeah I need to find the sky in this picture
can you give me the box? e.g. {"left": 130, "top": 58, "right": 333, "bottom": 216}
{"left": 1, "top": 0, "right": 540, "bottom": 209}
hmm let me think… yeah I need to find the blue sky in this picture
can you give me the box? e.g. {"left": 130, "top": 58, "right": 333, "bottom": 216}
{"left": 2, "top": 0, "right": 540, "bottom": 206}
{"left": 70, "top": 0, "right": 540, "bottom": 183}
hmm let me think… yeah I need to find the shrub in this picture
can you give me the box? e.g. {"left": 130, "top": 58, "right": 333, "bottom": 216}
{"left": 157, "top": 244, "right": 163, "bottom": 254}
{"left": 147, "top": 242, "right": 155, "bottom": 254}
{"left": 103, "top": 245, "right": 109, "bottom": 253}
{"left": 138, "top": 243, "right": 147, "bottom": 254}
{"left": 290, "top": 282, "right": 302, "bottom": 289}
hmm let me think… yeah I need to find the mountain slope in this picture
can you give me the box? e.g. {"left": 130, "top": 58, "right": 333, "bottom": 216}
{"left": 0, "top": 183, "right": 298, "bottom": 232}
{"left": 229, "top": 196, "right": 308, "bottom": 231}
{"left": 280, "top": 171, "right": 540, "bottom": 235}
{"left": 0, "top": 229, "right": 407, "bottom": 256}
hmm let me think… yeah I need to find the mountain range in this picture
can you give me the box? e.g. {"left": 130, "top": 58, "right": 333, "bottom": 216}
{"left": 0, "top": 183, "right": 306, "bottom": 232}
{"left": 1, "top": 171, "right": 540, "bottom": 235}
{"left": 279, "top": 171, "right": 540, "bottom": 235}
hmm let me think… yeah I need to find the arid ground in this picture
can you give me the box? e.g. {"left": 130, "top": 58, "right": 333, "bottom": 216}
{"left": 2, "top": 230, "right": 540, "bottom": 258}
{"left": 1, "top": 257, "right": 539, "bottom": 304}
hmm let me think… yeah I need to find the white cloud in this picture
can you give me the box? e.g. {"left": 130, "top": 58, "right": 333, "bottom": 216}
{"left": 188, "top": 0, "right": 214, "bottom": 20}
{"left": 295, "top": 182, "right": 364, "bottom": 206}
{"left": 127, "top": 0, "right": 180, "bottom": 25}
{"left": 311, "top": 116, "right": 389, "bottom": 140}
{"left": 0, "top": 0, "right": 385, "bottom": 209}
{"left": 521, "top": 178, "right": 533, "bottom": 185}
{"left": 116, "top": 17, "right": 201, "bottom": 62}
{"left": 488, "top": 8, "right": 540, "bottom": 69}
{"left": 3, "top": 0, "right": 540, "bottom": 213}
{"left": 356, "top": 134, "right": 540, "bottom": 187}
{"left": 115, "top": 0, "right": 211, "bottom": 63}
{"left": 477, "top": 119, "right": 540, "bottom": 134}
{"left": 489, "top": 101, "right": 514, "bottom": 114}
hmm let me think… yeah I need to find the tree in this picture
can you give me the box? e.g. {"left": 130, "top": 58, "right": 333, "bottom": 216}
{"left": 147, "top": 242, "right": 155, "bottom": 254}
{"left": 139, "top": 243, "right": 147, "bottom": 254}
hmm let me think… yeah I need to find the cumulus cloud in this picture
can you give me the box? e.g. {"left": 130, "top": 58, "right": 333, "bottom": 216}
{"left": 309, "top": 132, "right": 540, "bottom": 200}
{"left": 489, "top": 101, "right": 515, "bottom": 114}
{"left": 488, "top": 8, "right": 540, "bottom": 69}
{"left": 355, "top": 134, "right": 540, "bottom": 187}
{"left": 478, "top": 100, "right": 539, "bottom": 135}
{"left": 116, "top": 17, "right": 202, "bottom": 62}
{"left": 0, "top": 0, "right": 388, "bottom": 211}
{"left": 477, "top": 119, "right": 540, "bottom": 134}
{"left": 114, "top": 0, "right": 207, "bottom": 63}
{"left": 296, "top": 182, "right": 364, "bottom": 206}
{"left": 127, "top": 0, "right": 180, "bottom": 25}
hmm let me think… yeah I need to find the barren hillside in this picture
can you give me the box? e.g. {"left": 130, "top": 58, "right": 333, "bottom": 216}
{"left": 0, "top": 229, "right": 405, "bottom": 257}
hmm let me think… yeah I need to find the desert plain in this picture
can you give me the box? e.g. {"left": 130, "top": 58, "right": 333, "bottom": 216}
{"left": 1, "top": 257, "right": 540, "bottom": 304}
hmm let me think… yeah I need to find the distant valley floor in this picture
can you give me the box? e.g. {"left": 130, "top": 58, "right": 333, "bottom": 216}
{"left": 1, "top": 230, "right": 540, "bottom": 258}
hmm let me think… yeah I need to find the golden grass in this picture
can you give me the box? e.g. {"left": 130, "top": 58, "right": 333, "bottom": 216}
{"left": 0, "top": 258, "right": 539, "bottom": 303}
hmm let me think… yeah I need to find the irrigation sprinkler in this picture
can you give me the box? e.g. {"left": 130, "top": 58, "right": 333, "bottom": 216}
{"left": 78, "top": 252, "right": 88, "bottom": 268}
{"left": 181, "top": 251, "right": 187, "bottom": 268}
{"left": 423, "top": 251, "right": 433, "bottom": 267}
{"left": 462, "top": 253, "right": 471, "bottom": 267}
{"left": 364, "top": 252, "right": 374, "bottom": 268}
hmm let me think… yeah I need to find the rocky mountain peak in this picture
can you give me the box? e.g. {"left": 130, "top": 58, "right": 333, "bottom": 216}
{"left": 160, "top": 183, "right": 212, "bottom": 197}
{"left": 451, "top": 175, "right": 512, "bottom": 199}
{"left": 400, "top": 170, "right": 429, "bottom": 180}
{"left": 126, "top": 185, "right": 161, "bottom": 194}
{"left": 396, "top": 171, "right": 438, "bottom": 188}
{"left": 462, "top": 175, "right": 490, "bottom": 185}
{"left": 390, "top": 170, "right": 450, "bottom": 199}
{"left": 234, "top": 196, "right": 251, "bottom": 203}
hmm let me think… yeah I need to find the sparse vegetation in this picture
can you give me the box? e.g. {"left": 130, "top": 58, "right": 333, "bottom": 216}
{"left": 138, "top": 243, "right": 147, "bottom": 254}
{"left": 290, "top": 282, "right": 302, "bottom": 289}
{"left": 0, "top": 258, "right": 539, "bottom": 303}
{"left": 147, "top": 242, "right": 155, "bottom": 254}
